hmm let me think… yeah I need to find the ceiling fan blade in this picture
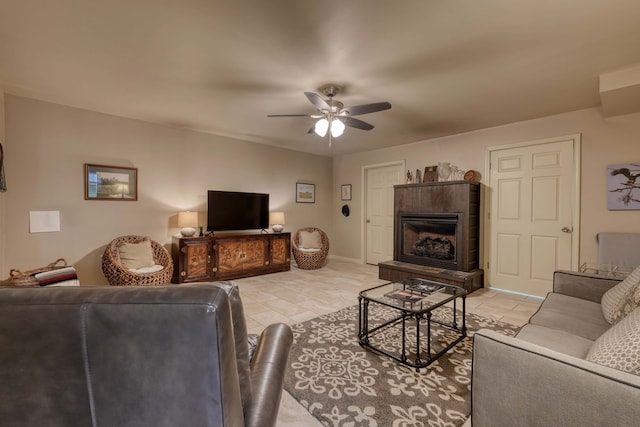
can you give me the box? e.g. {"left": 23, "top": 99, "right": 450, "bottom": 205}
{"left": 304, "top": 92, "right": 330, "bottom": 111}
{"left": 343, "top": 101, "right": 392, "bottom": 116}
{"left": 342, "top": 116, "right": 374, "bottom": 131}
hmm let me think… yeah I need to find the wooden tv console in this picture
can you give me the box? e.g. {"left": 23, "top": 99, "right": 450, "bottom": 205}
{"left": 172, "top": 232, "right": 291, "bottom": 283}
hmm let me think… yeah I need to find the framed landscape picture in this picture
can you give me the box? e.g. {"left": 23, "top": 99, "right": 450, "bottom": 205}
{"left": 296, "top": 182, "right": 315, "bottom": 203}
{"left": 85, "top": 163, "right": 138, "bottom": 201}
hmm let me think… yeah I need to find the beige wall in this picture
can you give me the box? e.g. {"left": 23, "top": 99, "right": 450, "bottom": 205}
{"left": 332, "top": 107, "right": 640, "bottom": 270}
{"left": 0, "top": 91, "right": 5, "bottom": 277}
{"left": 3, "top": 94, "right": 639, "bottom": 287}
{"left": 2, "top": 95, "right": 333, "bottom": 284}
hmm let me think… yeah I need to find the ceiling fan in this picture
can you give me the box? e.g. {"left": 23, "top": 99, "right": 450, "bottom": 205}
{"left": 268, "top": 84, "right": 392, "bottom": 146}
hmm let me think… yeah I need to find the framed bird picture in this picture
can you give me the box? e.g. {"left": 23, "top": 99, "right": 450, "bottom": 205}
{"left": 607, "top": 163, "right": 640, "bottom": 210}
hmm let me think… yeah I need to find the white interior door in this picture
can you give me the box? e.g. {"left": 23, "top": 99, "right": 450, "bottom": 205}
{"left": 365, "top": 162, "right": 404, "bottom": 265}
{"left": 488, "top": 136, "right": 579, "bottom": 296}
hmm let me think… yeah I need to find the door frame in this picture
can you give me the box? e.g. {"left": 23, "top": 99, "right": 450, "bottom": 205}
{"left": 361, "top": 160, "right": 406, "bottom": 264}
{"left": 483, "top": 134, "right": 582, "bottom": 289}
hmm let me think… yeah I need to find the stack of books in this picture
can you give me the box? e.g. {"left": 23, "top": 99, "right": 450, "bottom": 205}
{"left": 384, "top": 279, "right": 444, "bottom": 303}
{"left": 35, "top": 266, "right": 80, "bottom": 287}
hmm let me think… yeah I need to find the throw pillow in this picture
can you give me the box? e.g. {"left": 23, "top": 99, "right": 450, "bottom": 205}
{"left": 601, "top": 265, "right": 640, "bottom": 324}
{"left": 118, "top": 239, "right": 155, "bottom": 270}
{"left": 299, "top": 230, "right": 322, "bottom": 249}
{"left": 586, "top": 306, "right": 640, "bottom": 375}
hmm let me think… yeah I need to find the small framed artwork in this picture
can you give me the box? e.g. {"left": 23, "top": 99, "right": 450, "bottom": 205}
{"left": 423, "top": 165, "right": 438, "bottom": 182}
{"left": 84, "top": 163, "right": 138, "bottom": 201}
{"left": 296, "top": 182, "right": 315, "bottom": 203}
{"left": 341, "top": 184, "right": 352, "bottom": 201}
{"left": 607, "top": 163, "right": 640, "bottom": 210}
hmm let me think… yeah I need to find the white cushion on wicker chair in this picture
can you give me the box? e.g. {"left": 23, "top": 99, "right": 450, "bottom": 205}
{"left": 299, "top": 230, "right": 322, "bottom": 249}
{"left": 117, "top": 239, "right": 155, "bottom": 269}
{"left": 129, "top": 264, "right": 165, "bottom": 274}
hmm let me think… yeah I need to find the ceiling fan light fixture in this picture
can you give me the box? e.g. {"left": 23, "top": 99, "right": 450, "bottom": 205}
{"left": 314, "top": 118, "right": 329, "bottom": 137}
{"left": 330, "top": 119, "right": 345, "bottom": 137}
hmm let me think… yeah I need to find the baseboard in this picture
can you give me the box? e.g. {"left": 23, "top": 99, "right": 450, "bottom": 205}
{"left": 327, "top": 255, "right": 363, "bottom": 264}
{"left": 485, "top": 286, "right": 545, "bottom": 300}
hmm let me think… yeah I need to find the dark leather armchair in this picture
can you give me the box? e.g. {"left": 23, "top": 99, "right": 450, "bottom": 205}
{"left": 0, "top": 282, "right": 293, "bottom": 427}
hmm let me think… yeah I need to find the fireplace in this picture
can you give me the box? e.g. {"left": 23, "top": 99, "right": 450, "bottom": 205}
{"left": 381, "top": 181, "right": 482, "bottom": 292}
{"left": 398, "top": 213, "right": 462, "bottom": 270}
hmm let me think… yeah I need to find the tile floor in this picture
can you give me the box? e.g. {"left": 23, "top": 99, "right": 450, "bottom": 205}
{"left": 234, "top": 259, "right": 543, "bottom": 426}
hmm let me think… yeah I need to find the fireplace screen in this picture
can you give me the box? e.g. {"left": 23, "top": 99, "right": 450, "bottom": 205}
{"left": 398, "top": 213, "right": 462, "bottom": 270}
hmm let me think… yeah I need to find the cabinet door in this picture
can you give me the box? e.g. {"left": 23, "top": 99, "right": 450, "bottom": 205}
{"left": 271, "top": 236, "right": 290, "bottom": 266}
{"left": 181, "top": 239, "right": 213, "bottom": 282}
{"left": 217, "top": 239, "right": 244, "bottom": 274}
{"left": 242, "top": 238, "right": 269, "bottom": 270}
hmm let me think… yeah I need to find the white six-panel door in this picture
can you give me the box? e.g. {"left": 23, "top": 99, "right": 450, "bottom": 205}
{"left": 488, "top": 136, "right": 579, "bottom": 296}
{"left": 364, "top": 162, "right": 405, "bottom": 265}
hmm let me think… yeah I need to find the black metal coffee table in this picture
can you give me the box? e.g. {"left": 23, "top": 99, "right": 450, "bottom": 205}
{"left": 358, "top": 278, "right": 467, "bottom": 371}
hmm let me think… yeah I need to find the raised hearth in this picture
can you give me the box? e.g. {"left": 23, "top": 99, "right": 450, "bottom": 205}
{"left": 378, "top": 260, "right": 483, "bottom": 292}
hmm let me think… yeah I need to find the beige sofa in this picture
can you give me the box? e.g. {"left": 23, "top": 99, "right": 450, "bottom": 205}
{"left": 471, "top": 270, "right": 640, "bottom": 427}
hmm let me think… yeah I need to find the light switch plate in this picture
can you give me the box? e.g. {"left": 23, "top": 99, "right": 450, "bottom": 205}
{"left": 29, "top": 211, "right": 61, "bottom": 233}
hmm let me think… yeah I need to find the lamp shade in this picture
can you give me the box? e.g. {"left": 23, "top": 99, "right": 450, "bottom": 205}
{"left": 178, "top": 211, "right": 198, "bottom": 227}
{"left": 269, "top": 211, "right": 285, "bottom": 233}
{"left": 178, "top": 211, "right": 198, "bottom": 237}
{"left": 269, "top": 211, "right": 285, "bottom": 225}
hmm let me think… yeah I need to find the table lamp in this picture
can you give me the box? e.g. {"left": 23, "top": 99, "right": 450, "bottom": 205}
{"left": 178, "top": 211, "right": 198, "bottom": 237}
{"left": 269, "top": 211, "right": 285, "bottom": 233}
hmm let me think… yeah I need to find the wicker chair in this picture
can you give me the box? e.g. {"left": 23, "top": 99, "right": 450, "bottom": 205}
{"left": 102, "top": 235, "right": 173, "bottom": 286}
{"left": 292, "top": 227, "right": 329, "bottom": 270}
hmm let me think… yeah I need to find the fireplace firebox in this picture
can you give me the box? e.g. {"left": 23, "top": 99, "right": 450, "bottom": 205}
{"left": 398, "top": 213, "right": 462, "bottom": 270}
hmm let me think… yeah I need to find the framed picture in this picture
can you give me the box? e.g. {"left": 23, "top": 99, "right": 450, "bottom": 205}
{"left": 84, "top": 163, "right": 138, "bottom": 201}
{"left": 607, "top": 163, "right": 640, "bottom": 210}
{"left": 341, "top": 184, "right": 352, "bottom": 201}
{"left": 296, "top": 182, "right": 315, "bottom": 203}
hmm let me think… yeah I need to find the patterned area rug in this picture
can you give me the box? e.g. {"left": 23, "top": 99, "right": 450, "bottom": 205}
{"left": 284, "top": 304, "right": 518, "bottom": 426}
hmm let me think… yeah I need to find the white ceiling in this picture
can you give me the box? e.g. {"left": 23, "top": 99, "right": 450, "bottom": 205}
{"left": 2, "top": 1, "right": 640, "bottom": 157}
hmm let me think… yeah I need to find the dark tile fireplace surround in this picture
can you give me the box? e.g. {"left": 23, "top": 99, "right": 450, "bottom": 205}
{"left": 379, "top": 181, "right": 483, "bottom": 292}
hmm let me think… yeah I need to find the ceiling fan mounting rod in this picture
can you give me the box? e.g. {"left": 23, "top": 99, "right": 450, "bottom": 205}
{"left": 319, "top": 83, "right": 342, "bottom": 98}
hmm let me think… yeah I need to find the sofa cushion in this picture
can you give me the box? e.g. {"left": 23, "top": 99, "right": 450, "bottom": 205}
{"left": 529, "top": 293, "right": 610, "bottom": 341}
{"left": 586, "top": 306, "right": 640, "bottom": 375}
{"left": 601, "top": 265, "right": 640, "bottom": 325}
{"left": 117, "top": 239, "right": 155, "bottom": 269}
{"left": 516, "top": 324, "right": 595, "bottom": 358}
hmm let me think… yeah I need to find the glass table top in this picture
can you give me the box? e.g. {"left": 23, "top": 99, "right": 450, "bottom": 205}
{"left": 359, "top": 277, "right": 466, "bottom": 313}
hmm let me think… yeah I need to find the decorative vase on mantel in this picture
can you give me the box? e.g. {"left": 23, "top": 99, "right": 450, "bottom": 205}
{"left": 437, "top": 162, "right": 451, "bottom": 182}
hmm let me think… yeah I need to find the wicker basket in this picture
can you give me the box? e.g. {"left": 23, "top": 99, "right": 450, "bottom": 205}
{"left": 8, "top": 258, "right": 68, "bottom": 287}
{"left": 292, "top": 227, "right": 329, "bottom": 270}
{"left": 101, "top": 235, "right": 173, "bottom": 286}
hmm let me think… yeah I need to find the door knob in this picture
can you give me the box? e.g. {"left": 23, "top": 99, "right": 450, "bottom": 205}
{"left": 561, "top": 227, "right": 573, "bottom": 233}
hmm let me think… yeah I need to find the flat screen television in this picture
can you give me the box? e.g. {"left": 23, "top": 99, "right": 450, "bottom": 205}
{"left": 207, "top": 190, "right": 269, "bottom": 232}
